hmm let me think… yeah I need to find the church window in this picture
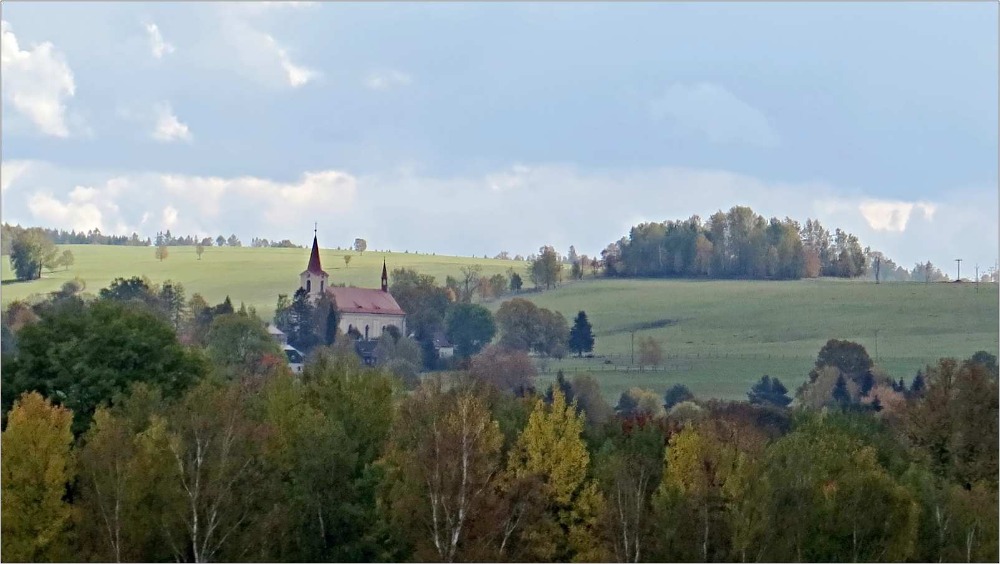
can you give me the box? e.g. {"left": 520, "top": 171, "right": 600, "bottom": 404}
{"left": 320, "top": 280, "right": 324, "bottom": 292}
{"left": 306, "top": 279, "right": 312, "bottom": 292}
{"left": 365, "top": 325, "right": 370, "bottom": 340}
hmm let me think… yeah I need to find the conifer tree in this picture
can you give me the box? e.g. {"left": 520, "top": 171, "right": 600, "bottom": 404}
{"left": 568, "top": 310, "right": 595, "bottom": 357}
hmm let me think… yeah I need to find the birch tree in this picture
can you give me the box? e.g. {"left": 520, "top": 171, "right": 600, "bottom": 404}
{"left": 383, "top": 378, "right": 503, "bottom": 562}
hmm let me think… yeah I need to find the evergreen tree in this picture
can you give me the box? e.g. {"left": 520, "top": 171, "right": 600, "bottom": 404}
{"left": 663, "top": 383, "right": 694, "bottom": 410}
{"left": 832, "top": 374, "right": 851, "bottom": 408}
{"left": 747, "top": 375, "right": 792, "bottom": 407}
{"left": 568, "top": 310, "right": 595, "bottom": 357}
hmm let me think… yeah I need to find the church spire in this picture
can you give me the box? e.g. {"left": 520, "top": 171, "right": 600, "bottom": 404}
{"left": 306, "top": 231, "right": 324, "bottom": 274}
{"left": 381, "top": 259, "right": 388, "bottom": 292}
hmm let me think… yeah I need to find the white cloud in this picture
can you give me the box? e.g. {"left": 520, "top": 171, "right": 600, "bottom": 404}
{"left": 162, "top": 205, "right": 179, "bottom": 228}
{"left": 1, "top": 160, "right": 33, "bottom": 194}
{"left": 28, "top": 191, "right": 104, "bottom": 232}
{"left": 144, "top": 22, "right": 175, "bottom": 59}
{"left": 0, "top": 20, "right": 77, "bottom": 137}
{"left": 858, "top": 199, "right": 938, "bottom": 232}
{"left": 5, "top": 160, "right": 995, "bottom": 271}
{"left": 650, "top": 82, "right": 778, "bottom": 147}
{"left": 151, "top": 102, "right": 192, "bottom": 142}
{"left": 364, "top": 69, "right": 412, "bottom": 91}
{"left": 264, "top": 34, "right": 317, "bottom": 88}
{"left": 217, "top": 10, "right": 318, "bottom": 88}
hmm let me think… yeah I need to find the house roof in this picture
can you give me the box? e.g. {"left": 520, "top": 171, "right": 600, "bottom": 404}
{"left": 303, "top": 235, "right": 327, "bottom": 276}
{"left": 266, "top": 324, "right": 286, "bottom": 336}
{"left": 327, "top": 286, "right": 406, "bottom": 316}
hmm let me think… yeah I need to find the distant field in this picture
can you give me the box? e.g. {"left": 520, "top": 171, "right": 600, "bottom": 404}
{"left": 488, "top": 278, "right": 999, "bottom": 401}
{"left": 3, "top": 246, "right": 997, "bottom": 402}
{"left": 0, "top": 245, "right": 523, "bottom": 320}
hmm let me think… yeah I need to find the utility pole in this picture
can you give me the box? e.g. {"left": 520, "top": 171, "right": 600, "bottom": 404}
{"left": 874, "top": 328, "right": 879, "bottom": 362}
{"left": 630, "top": 331, "right": 636, "bottom": 365}
{"left": 955, "top": 258, "right": 962, "bottom": 282}
{"left": 874, "top": 255, "right": 881, "bottom": 284}
{"left": 976, "top": 264, "right": 980, "bottom": 293}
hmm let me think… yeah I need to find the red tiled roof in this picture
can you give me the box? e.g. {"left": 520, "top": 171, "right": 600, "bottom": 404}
{"left": 304, "top": 235, "right": 327, "bottom": 276}
{"left": 327, "top": 286, "right": 406, "bottom": 316}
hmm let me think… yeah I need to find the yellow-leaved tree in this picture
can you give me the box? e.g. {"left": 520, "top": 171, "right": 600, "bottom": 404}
{"left": 504, "top": 388, "right": 606, "bottom": 562}
{"left": 1, "top": 391, "right": 76, "bottom": 562}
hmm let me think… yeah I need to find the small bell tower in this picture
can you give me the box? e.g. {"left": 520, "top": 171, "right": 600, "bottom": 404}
{"left": 381, "top": 259, "right": 388, "bottom": 292}
{"left": 299, "top": 224, "right": 329, "bottom": 301}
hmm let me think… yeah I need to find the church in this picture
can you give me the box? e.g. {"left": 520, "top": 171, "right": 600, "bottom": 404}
{"left": 299, "top": 233, "right": 406, "bottom": 341}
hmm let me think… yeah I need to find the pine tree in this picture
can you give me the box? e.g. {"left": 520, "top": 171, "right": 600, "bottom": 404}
{"left": 832, "top": 374, "right": 851, "bottom": 408}
{"left": 568, "top": 310, "right": 595, "bottom": 357}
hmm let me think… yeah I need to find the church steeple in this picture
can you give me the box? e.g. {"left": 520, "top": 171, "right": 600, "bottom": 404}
{"left": 306, "top": 232, "right": 324, "bottom": 275}
{"left": 381, "top": 259, "right": 388, "bottom": 292}
{"left": 300, "top": 226, "right": 329, "bottom": 302}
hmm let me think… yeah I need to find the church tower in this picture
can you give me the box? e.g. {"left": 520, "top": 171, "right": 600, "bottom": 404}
{"left": 381, "top": 259, "right": 388, "bottom": 292}
{"left": 299, "top": 229, "right": 328, "bottom": 302}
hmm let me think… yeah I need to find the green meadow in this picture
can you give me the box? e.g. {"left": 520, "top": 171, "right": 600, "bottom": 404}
{"left": 501, "top": 278, "right": 999, "bottom": 401}
{"left": 0, "top": 244, "right": 522, "bottom": 320}
{"left": 3, "top": 245, "right": 996, "bottom": 401}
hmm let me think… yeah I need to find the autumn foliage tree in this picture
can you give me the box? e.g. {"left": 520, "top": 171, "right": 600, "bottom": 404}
{"left": 1, "top": 392, "right": 76, "bottom": 562}
{"left": 382, "top": 377, "right": 503, "bottom": 561}
{"left": 502, "top": 388, "right": 606, "bottom": 561}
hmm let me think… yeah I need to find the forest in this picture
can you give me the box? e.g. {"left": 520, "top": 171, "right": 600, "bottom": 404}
{"left": 1, "top": 274, "right": 997, "bottom": 563}
{"left": 601, "top": 206, "right": 870, "bottom": 280}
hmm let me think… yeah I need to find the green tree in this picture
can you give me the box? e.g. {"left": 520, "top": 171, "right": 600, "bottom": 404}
{"left": 568, "top": 310, "right": 595, "bottom": 357}
{"left": 158, "top": 279, "right": 186, "bottom": 330}
{"left": 390, "top": 269, "right": 452, "bottom": 356}
{"left": 58, "top": 249, "right": 75, "bottom": 271}
{"left": 509, "top": 271, "right": 523, "bottom": 292}
{"left": 75, "top": 404, "right": 181, "bottom": 562}
{"left": 445, "top": 302, "right": 496, "bottom": 358}
{"left": 205, "top": 313, "right": 284, "bottom": 377}
{"left": 595, "top": 418, "right": 665, "bottom": 562}
{"left": 2, "top": 298, "right": 206, "bottom": 434}
{"left": 529, "top": 245, "right": 563, "bottom": 290}
{"left": 155, "top": 244, "right": 169, "bottom": 262}
{"left": 663, "top": 384, "right": 694, "bottom": 410}
{"left": 353, "top": 238, "right": 367, "bottom": 254}
{"left": 488, "top": 273, "right": 508, "bottom": 297}
{"left": 747, "top": 375, "right": 792, "bottom": 407}
{"left": 195, "top": 242, "right": 205, "bottom": 260}
{"left": 757, "top": 420, "right": 919, "bottom": 562}
{"left": 9, "top": 227, "right": 58, "bottom": 280}
{"left": 215, "top": 235, "right": 226, "bottom": 247}
{"left": 1, "top": 392, "right": 75, "bottom": 562}
{"left": 164, "top": 380, "right": 266, "bottom": 562}
{"left": 262, "top": 356, "right": 399, "bottom": 561}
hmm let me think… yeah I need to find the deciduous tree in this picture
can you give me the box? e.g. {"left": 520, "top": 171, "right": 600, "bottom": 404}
{"left": 1, "top": 392, "right": 75, "bottom": 562}
{"left": 445, "top": 302, "right": 496, "bottom": 358}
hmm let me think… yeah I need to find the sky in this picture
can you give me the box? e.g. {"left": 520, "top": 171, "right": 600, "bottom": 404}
{"left": 1, "top": 2, "right": 997, "bottom": 271}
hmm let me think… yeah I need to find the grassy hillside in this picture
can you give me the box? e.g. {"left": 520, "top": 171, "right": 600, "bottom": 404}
{"left": 3, "top": 245, "right": 996, "bottom": 402}
{"left": 491, "top": 278, "right": 998, "bottom": 401}
{"left": 1, "top": 245, "right": 522, "bottom": 320}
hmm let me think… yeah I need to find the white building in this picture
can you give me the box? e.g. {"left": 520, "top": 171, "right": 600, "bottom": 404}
{"left": 300, "top": 233, "right": 406, "bottom": 340}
